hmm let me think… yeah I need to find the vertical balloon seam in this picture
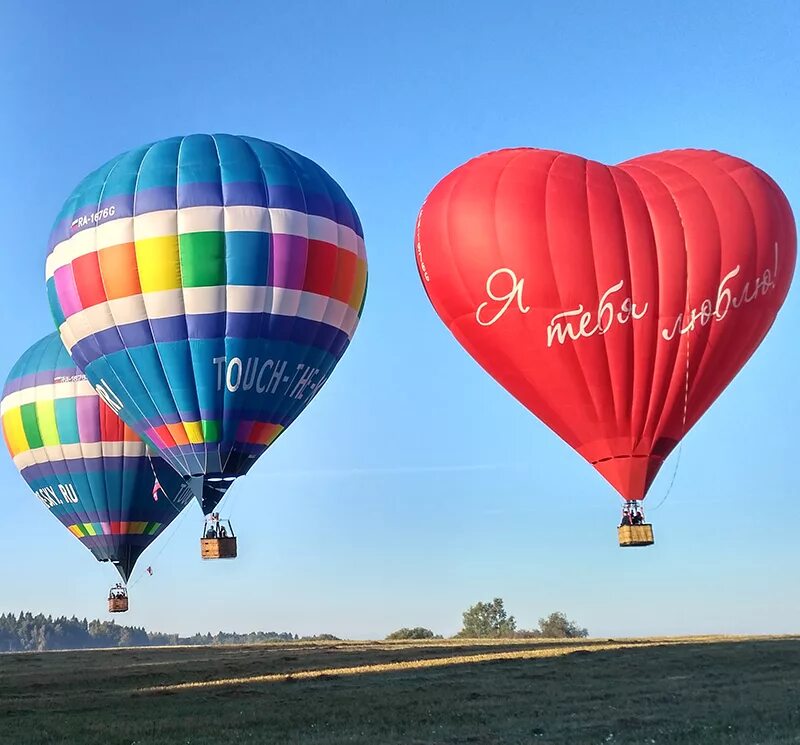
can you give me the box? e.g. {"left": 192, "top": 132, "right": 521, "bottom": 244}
{"left": 543, "top": 154, "right": 606, "bottom": 441}
{"left": 185, "top": 133, "right": 219, "bottom": 476}
{"left": 239, "top": 136, "right": 277, "bottom": 482}
{"left": 544, "top": 154, "right": 606, "bottom": 442}
{"left": 657, "top": 157, "right": 724, "bottom": 436}
{"left": 95, "top": 156, "right": 129, "bottom": 547}
{"left": 606, "top": 166, "right": 648, "bottom": 459}
{"left": 231, "top": 135, "right": 276, "bottom": 473}
{"left": 164, "top": 135, "right": 206, "bottom": 476}
{"left": 626, "top": 169, "right": 664, "bottom": 454}
{"left": 200, "top": 131, "right": 225, "bottom": 475}
{"left": 214, "top": 138, "right": 260, "bottom": 479}
{"left": 215, "top": 138, "right": 250, "bottom": 480}
{"left": 143, "top": 138, "right": 201, "bottom": 474}
{"left": 604, "top": 163, "right": 639, "bottom": 450}
{"left": 133, "top": 140, "right": 196, "bottom": 477}
{"left": 616, "top": 164, "right": 683, "bottom": 454}
{"left": 619, "top": 167, "right": 665, "bottom": 460}
{"left": 584, "top": 160, "right": 624, "bottom": 454}
{"left": 653, "top": 163, "right": 692, "bottom": 460}
{"left": 620, "top": 162, "right": 691, "bottom": 456}
{"left": 230, "top": 138, "right": 269, "bottom": 483}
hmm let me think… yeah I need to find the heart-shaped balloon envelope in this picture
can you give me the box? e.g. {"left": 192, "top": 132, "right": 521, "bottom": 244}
{"left": 415, "top": 148, "right": 796, "bottom": 501}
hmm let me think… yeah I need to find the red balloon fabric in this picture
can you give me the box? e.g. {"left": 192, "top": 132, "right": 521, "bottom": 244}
{"left": 415, "top": 148, "right": 796, "bottom": 501}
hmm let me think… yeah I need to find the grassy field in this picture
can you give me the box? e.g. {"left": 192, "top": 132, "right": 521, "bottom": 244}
{"left": 1, "top": 635, "right": 798, "bottom": 744}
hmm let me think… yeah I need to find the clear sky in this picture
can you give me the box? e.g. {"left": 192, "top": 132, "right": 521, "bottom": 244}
{"left": 0, "top": 0, "right": 797, "bottom": 639}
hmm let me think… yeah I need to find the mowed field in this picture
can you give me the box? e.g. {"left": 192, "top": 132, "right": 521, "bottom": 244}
{"left": 1, "top": 635, "right": 799, "bottom": 745}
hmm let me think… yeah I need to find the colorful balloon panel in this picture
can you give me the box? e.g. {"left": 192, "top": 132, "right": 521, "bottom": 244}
{"left": 1, "top": 333, "right": 192, "bottom": 580}
{"left": 415, "top": 148, "right": 796, "bottom": 501}
{"left": 45, "top": 134, "right": 368, "bottom": 500}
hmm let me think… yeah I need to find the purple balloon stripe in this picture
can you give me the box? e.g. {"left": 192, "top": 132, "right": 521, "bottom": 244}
{"left": 48, "top": 182, "right": 362, "bottom": 252}
{"left": 75, "top": 396, "right": 100, "bottom": 442}
{"left": 268, "top": 234, "right": 308, "bottom": 290}
{"left": 3, "top": 366, "right": 81, "bottom": 395}
{"left": 20, "top": 455, "right": 147, "bottom": 482}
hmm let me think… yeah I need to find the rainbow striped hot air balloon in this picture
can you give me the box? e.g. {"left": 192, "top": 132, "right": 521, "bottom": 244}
{"left": 1, "top": 333, "right": 193, "bottom": 595}
{"left": 44, "top": 134, "right": 367, "bottom": 528}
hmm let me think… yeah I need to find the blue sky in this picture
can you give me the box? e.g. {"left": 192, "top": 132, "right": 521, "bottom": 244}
{"left": 0, "top": 0, "right": 797, "bottom": 638}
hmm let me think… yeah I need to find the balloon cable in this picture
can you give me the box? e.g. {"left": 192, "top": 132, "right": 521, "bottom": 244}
{"left": 126, "top": 499, "right": 192, "bottom": 589}
{"left": 648, "top": 444, "right": 682, "bottom": 512}
{"left": 649, "top": 329, "right": 690, "bottom": 513}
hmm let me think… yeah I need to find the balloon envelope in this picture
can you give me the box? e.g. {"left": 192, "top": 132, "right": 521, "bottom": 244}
{"left": 45, "top": 134, "right": 368, "bottom": 513}
{"left": 415, "top": 148, "right": 796, "bottom": 501}
{"left": 1, "top": 333, "right": 193, "bottom": 580}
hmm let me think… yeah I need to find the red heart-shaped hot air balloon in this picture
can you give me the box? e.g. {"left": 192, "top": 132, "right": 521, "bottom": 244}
{"left": 415, "top": 148, "right": 796, "bottom": 517}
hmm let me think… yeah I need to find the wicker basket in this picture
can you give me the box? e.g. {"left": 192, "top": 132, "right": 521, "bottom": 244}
{"left": 108, "top": 596, "right": 129, "bottom": 613}
{"left": 618, "top": 523, "right": 655, "bottom": 547}
{"left": 200, "top": 537, "right": 238, "bottom": 559}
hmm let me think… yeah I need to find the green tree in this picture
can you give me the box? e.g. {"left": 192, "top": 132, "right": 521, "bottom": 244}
{"left": 537, "top": 611, "right": 588, "bottom": 638}
{"left": 457, "top": 598, "right": 516, "bottom": 638}
{"left": 385, "top": 627, "right": 436, "bottom": 640}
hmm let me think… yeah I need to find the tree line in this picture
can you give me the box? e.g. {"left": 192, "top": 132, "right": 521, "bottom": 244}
{"left": 0, "top": 612, "right": 338, "bottom": 653}
{"left": 0, "top": 598, "right": 586, "bottom": 652}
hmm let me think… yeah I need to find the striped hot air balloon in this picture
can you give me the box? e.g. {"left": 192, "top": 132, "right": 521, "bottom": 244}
{"left": 1, "top": 333, "right": 193, "bottom": 584}
{"left": 45, "top": 134, "right": 368, "bottom": 517}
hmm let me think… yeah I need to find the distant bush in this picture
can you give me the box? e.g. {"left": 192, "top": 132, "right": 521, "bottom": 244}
{"left": 456, "top": 598, "right": 517, "bottom": 639}
{"left": 300, "top": 633, "right": 341, "bottom": 641}
{"left": 385, "top": 627, "right": 436, "bottom": 640}
{"left": 513, "top": 629, "right": 542, "bottom": 638}
{"left": 537, "top": 612, "right": 589, "bottom": 638}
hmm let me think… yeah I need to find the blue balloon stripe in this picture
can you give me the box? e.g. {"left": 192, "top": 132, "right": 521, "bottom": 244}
{"left": 71, "top": 313, "right": 350, "bottom": 367}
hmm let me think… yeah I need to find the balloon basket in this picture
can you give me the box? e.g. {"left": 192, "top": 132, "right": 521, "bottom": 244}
{"left": 618, "top": 524, "right": 654, "bottom": 547}
{"left": 200, "top": 537, "right": 238, "bottom": 559}
{"left": 108, "top": 585, "right": 129, "bottom": 613}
